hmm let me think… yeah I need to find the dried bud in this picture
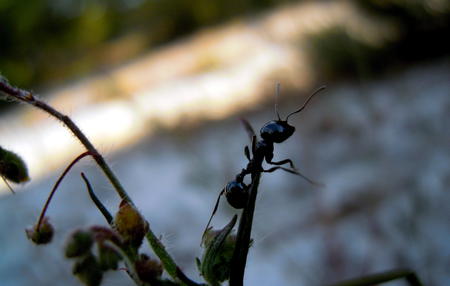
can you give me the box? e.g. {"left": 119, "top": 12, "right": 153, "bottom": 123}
{"left": 114, "top": 200, "right": 148, "bottom": 248}
{"left": 25, "top": 217, "right": 54, "bottom": 245}
{"left": 65, "top": 229, "right": 94, "bottom": 258}
{"left": 198, "top": 215, "right": 237, "bottom": 285}
{"left": 88, "top": 226, "right": 123, "bottom": 271}
{"left": 72, "top": 254, "right": 103, "bottom": 286}
{"left": 0, "top": 146, "right": 29, "bottom": 184}
{"left": 135, "top": 254, "right": 163, "bottom": 284}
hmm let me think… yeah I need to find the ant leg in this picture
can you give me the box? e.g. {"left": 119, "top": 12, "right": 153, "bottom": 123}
{"left": 244, "top": 146, "right": 251, "bottom": 161}
{"left": 267, "top": 158, "right": 296, "bottom": 169}
{"left": 263, "top": 166, "right": 324, "bottom": 187}
{"left": 251, "top": 135, "right": 257, "bottom": 155}
{"left": 240, "top": 118, "right": 256, "bottom": 140}
{"left": 202, "top": 189, "right": 225, "bottom": 243}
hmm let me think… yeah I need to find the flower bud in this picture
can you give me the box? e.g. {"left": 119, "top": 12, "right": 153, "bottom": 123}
{"left": 65, "top": 229, "right": 93, "bottom": 258}
{"left": 198, "top": 215, "right": 237, "bottom": 285}
{"left": 72, "top": 254, "right": 103, "bottom": 286}
{"left": 0, "top": 146, "right": 29, "bottom": 183}
{"left": 114, "top": 200, "right": 148, "bottom": 248}
{"left": 25, "top": 217, "right": 54, "bottom": 245}
{"left": 135, "top": 254, "right": 163, "bottom": 284}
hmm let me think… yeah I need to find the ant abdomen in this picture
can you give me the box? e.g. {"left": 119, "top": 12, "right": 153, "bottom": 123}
{"left": 224, "top": 181, "right": 248, "bottom": 209}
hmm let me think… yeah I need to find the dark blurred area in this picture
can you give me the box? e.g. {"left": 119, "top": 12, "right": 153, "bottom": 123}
{"left": 0, "top": 0, "right": 298, "bottom": 91}
{"left": 0, "top": 0, "right": 448, "bottom": 90}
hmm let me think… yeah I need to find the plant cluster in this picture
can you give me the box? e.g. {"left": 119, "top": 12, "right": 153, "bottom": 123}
{"left": 0, "top": 77, "right": 423, "bottom": 286}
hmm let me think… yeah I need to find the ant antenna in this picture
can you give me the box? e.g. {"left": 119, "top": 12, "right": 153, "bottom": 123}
{"left": 285, "top": 86, "right": 326, "bottom": 121}
{"left": 275, "top": 82, "right": 282, "bottom": 121}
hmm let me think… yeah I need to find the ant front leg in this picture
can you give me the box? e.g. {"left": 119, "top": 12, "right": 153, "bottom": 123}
{"left": 264, "top": 147, "right": 296, "bottom": 170}
{"left": 263, "top": 166, "right": 323, "bottom": 187}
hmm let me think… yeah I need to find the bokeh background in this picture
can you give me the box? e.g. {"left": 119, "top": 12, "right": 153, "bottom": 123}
{"left": 1, "top": 1, "right": 449, "bottom": 285}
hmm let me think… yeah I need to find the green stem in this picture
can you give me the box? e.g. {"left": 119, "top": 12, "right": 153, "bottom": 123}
{"left": 81, "top": 172, "right": 113, "bottom": 224}
{"left": 229, "top": 172, "right": 261, "bottom": 286}
{"left": 1, "top": 78, "right": 201, "bottom": 285}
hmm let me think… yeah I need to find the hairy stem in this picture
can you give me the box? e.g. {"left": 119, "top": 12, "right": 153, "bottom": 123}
{"left": 0, "top": 78, "right": 131, "bottom": 202}
{"left": 229, "top": 172, "right": 261, "bottom": 286}
{"left": 1, "top": 78, "right": 199, "bottom": 285}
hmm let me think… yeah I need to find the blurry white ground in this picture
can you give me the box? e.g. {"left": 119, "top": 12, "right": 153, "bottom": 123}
{"left": 0, "top": 60, "right": 449, "bottom": 286}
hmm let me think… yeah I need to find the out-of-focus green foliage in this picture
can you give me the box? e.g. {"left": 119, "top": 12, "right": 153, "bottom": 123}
{"left": 306, "top": 0, "right": 449, "bottom": 80}
{"left": 0, "top": 0, "right": 296, "bottom": 90}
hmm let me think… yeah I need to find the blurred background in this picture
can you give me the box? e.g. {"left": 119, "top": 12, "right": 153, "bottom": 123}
{"left": 0, "top": 0, "right": 449, "bottom": 285}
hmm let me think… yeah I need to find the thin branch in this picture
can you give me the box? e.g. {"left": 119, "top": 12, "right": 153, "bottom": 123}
{"left": 81, "top": 172, "right": 113, "bottom": 224}
{"left": 0, "top": 77, "right": 131, "bottom": 203}
{"left": 37, "top": 151, "right": 92, "bottom": 230}
{"left": 229, "top": 172, "right": 261, "bottom": 286}
{"left": 329, "top": 269, "right": 423, "bottom": 286}
{"left": 1, "top": 78, "right": 200, "bottom": 285}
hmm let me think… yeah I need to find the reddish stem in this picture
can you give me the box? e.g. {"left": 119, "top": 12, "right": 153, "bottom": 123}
{"left": 36, "top": 151, "right": 93, "bottom": 229}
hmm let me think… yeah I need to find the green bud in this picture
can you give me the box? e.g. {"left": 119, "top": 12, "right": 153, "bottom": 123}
{"left": 199, "top": 215, "right": 237, "bottom": 285}
{"left": 25, "top": 217, "right": 54, "bottom": 245}
{"left": 0, "top": 146, "right": 29, "bottom": 184}
{"left": 72, "top": 254, "right": 103, "bottom": 286}
{"left": 65, "top": 229, "right": 94, "bottom": 258}
{"left": 114, "top": 200, "right": 148, "bottom": 248}
{"left": 135, "top": 254, "right": 163, "bottom": 284}
{"left": 89, "top": 226, "right": 123, "bottom": 271}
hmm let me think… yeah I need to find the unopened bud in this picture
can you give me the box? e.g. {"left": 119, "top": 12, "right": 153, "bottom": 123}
{"left": 135, "top": 254, "right": 163, "bottom": 284}
{"left": 25, "top": 217, "right": 54, "bottom": 245}
{"left": 114, "top": 200, "right": 148, "bottom": 248}
{"left": 0, "top": 146, "right": 29, "bottom": 184}
{"left": 72, "top": 254, "right": 103, "bottom": 286}
{"left": 65, "top": 229, "right": 93, "bottom": 258}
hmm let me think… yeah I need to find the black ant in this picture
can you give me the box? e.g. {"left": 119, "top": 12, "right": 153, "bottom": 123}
{"left": 202, "top": 85, "right": 325, "bottom": 239}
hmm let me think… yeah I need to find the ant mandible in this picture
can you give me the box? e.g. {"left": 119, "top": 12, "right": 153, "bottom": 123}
{"left": 202, "top": 84, "right": 325, "bottom": 239}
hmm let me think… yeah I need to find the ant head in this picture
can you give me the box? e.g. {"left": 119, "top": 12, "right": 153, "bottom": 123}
{"left": 260, "top": 120, "right": 295, "bottom": 143}
{"left": 260, "top": 85, "right": 325, "bottom": 143}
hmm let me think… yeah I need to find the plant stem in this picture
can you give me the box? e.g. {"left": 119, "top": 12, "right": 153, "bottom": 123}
{"left": 37, "top": 151, "right": 92, "bottom": 230}
{"left": 81, "top": 172, "right": 113, "bottom": 224}
{"left": 0, "top": 78, "right": 131, "bottom": 203}
{"left": 1, "top": 78, "right": 200, "bottom": 285}
{"left": 229, "top": 172, "right": 261, "bottom": 286}
{"left": 330, "top": 269, "right": 423, "bottom": 286}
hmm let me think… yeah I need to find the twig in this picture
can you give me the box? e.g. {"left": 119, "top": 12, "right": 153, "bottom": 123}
{"left": 37, "top": 151, "right": 92, "bottom": 230}
{"left": 1, "top": 78, "right": 200, "bottom": 285}
{"left": 0, "top": 77, "right": 131, "bottom": 203}
{"left": 229, "top": 172, "right": 261, "bottom": 286}
{"left": 329, "top": 269, "right": 423, "bottom": 286}
{"left": 81, "top": 172, "right": 113, "bottom": 224}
